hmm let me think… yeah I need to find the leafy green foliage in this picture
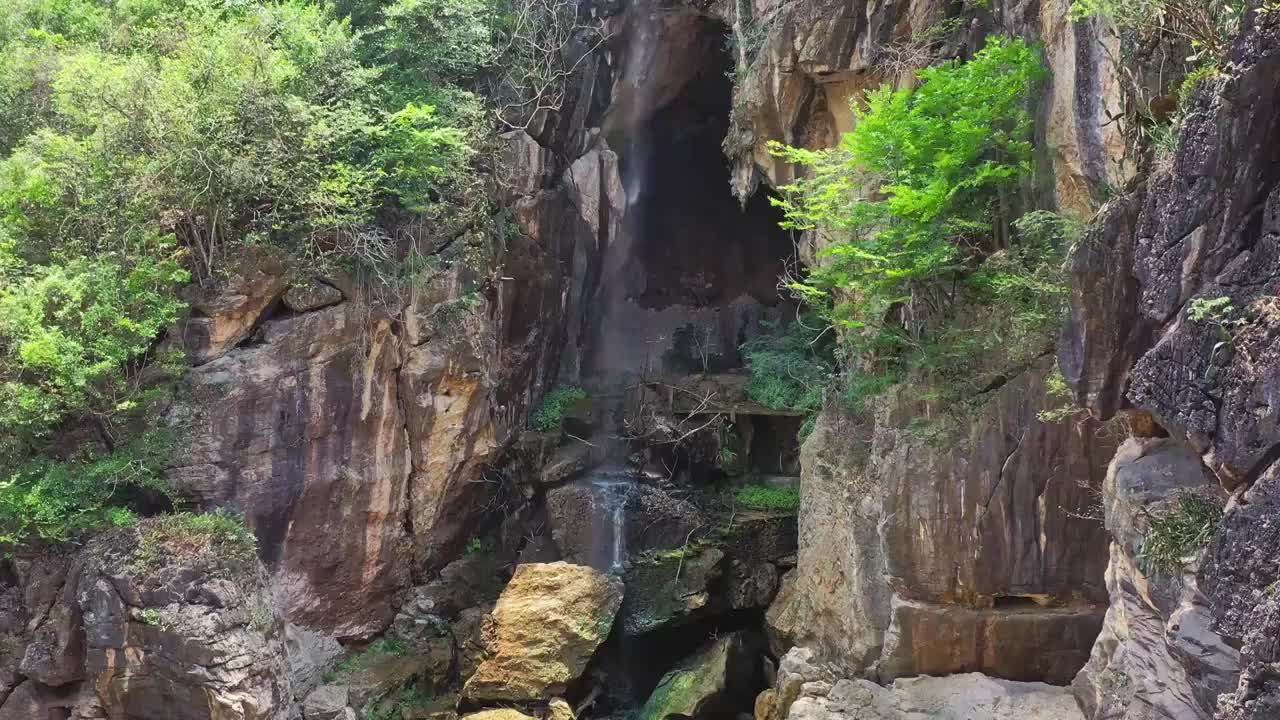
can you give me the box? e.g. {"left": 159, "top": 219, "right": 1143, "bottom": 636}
{"left": 741, "top": 317, "right": 835, "bottom": 415}
{"left": 0, "top": 430, "right": 171, "bottom": 546}
{"left": 0, "top": 252, "right": 188, "bottom": 451}
{"left": 363, "top": 684, "right": 438, "bottom": 720}
{"left": 771, "top": 37, "right": 1063, "bottom": 406}
{"left": 464, "top": 533, "right": 489, "bottom": 557}
{"left": 331, "top": 636, "right": 410, "bottom": 678}
{"left": 735, "top": 484, "right": 800, "bottom": 513}
{"left": 530, "top": 385, "right": 588, "bottom": 432}
{"left": 0, "top": 0, "right": 494, "bottom": 281}
{"left": 1069, "top": 0, "right": 1244, "bottom": 64}
{"left": 1140, "top": 493, "right": 1222, "bottom": 572}
{"left": 1187, "top": 295, "right": 1243, "bottom": 345}
{"left": 0, "top": 0, "right": 511, "bottom": 546}
{"left": 1188, "top": 296, "right": 1236, "bottom": 324}
{"left": 1036, "top": 363, "right": 1079, "bottom": 424}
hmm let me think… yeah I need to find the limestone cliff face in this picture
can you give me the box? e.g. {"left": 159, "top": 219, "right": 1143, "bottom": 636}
{"left": 158, "top": 116, "right": 616, "bottom": 644}
{"left": 1061, "top": 7, "right": 1280, "bottom": 718}
{"left": 705, "top": 0, "right": 1127, "bottom": 215}
{"left": 708, "top": 0, "right": 1128, "bottom": 694}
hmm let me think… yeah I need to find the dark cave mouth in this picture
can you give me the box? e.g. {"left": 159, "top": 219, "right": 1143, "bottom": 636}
{"left": 615, "top": 15, "right": 794, "bottom": 314}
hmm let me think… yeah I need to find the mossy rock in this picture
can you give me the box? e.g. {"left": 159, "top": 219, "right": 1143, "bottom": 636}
{"left": 712, "top": 512, "right": 797, "bottom": 565}
{"left": 639, "top": 631, "right": 761, "bottom": 720}
{"left": 619, "top": 547, "right": 725, "bottom": 636}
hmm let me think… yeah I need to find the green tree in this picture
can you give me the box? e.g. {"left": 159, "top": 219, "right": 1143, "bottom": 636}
{"left": 771, "top": 36, "right": 1061, "bottom": 404}
{"left": 0, "top": 0, "right": 506, "bottom": 545}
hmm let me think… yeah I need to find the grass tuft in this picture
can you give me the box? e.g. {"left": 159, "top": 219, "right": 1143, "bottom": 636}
{"left": 1140, "top": 493, "right": 1222, "bottom": 572}
{"left": 735, "top": 484, "right": 800, "bottom": 513}
{"left": 530, "top": 385, "right": 588, "bottom": 432}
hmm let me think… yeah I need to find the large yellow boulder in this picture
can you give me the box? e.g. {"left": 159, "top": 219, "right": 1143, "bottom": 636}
{"left": 462, "top": 562, "right": 623, "bottom": 702}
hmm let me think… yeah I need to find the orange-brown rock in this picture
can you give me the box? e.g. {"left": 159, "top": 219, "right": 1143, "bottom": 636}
{"left": 462, "top": 562, "right": 623, "bottom": 703}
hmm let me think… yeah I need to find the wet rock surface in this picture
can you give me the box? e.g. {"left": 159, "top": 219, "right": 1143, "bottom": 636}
{"left": 639, "top": 631, "right": 762, "bottom": 720}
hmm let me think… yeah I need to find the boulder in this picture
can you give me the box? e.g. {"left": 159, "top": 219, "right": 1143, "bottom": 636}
{"left": 547, "top": 697, "right": 575, "bottom": 720}
{"left": 453, "top": 605, "right": 491, "bottom": 686}
{"left": 302, "top": 684, "right": 354, "bottom": 720}
{"left": 462, "top": 562, "right": 623, "bottom": 703}
{"left": 619, "top": 547, "right": 725, "bottom": 636}
{"left": 759, "top": 650, "right": 1083, "bottom": 720}
{"left": 640, "top": 631, "right": 761, "bottom": 720}
{"left": 545, "top": 477, "right": 703, "bottom": 568}
{"left": 282, "top": 280, "right": 343, "bottom": 312}
{"left": 461, "top": 710, "right": 538, "bottom": 720}
{"left": 286, "top": 623, "right": 345, "bottom": 702}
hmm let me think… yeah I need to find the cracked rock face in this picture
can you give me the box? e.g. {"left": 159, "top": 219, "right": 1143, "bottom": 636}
{"left": 163, "top": 244, "right": 568, "bottom": 639}
{"left": 770, "top": 360, "right": 1112, "bottom": 681}
{"left": 1071, "top": 438, "right": 1239, "bottom": 720}
{"left": 1065, "top": 5, "right": 1280, "bottom": 487}
{"left": 0, "top": 522, "right": 290, "bottom": 720}
{"left": 167, "top": 301, "right": 416, "bottom": 639}
{"left": 1061, "top": 8, "right": 1280, "bottom": 718}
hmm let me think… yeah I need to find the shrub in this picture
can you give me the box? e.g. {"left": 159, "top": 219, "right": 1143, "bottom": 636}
{"left": 1140, "top": 493, "right": 1222, "bottom": 572}
{"left": 0, "top": 430, "right": 172, "bottom": 546}
{"left": 0, "top": 251, "right": 188, "bottom": 452}
{"left": 741, "top": 316, "right": 835, "bottom": 414}
{"left": 332, "top": 635, "right": 409, "bottom": 677}
{"left": 735, "top": 484, "right": 800, "bottom": 513}
{"left": 530, "top": 385, "right": 588, "bottom": 432}
{"left": 770, "top": 37, "right": 1059, "bottom": 405}
{"left": 1069, "top": 0, "right": 1244, "bottom": 65}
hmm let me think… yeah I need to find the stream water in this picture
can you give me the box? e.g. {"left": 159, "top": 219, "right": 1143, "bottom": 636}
{"left": 581, "top": 466, "right": 636, "bottom": 573}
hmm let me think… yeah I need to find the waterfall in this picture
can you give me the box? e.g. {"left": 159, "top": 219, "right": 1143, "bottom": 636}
{"left": 584, "top": 467, "right": 635, "bottom": 573}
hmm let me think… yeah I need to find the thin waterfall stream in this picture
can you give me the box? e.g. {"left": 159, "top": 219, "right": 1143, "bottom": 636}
{"left": 579, "top": 465, "right": 636, "bottom": 573}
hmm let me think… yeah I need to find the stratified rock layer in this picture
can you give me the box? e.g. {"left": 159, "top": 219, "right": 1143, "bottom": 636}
{"left": 770, "top": 360, "right": 1111, "bottom": 681}
{"left": 0, "top": 521, "right": 290, "bottom": 720}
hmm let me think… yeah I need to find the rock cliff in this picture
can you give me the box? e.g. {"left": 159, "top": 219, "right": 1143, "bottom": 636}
{"left": 3, "top": 0, "right": 1279, "bottom": 719}
{"left": 1060, "top": 6, "right": 1280, "bottom": 718}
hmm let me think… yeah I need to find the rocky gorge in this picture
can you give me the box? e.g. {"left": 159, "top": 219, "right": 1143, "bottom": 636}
{"left": 1, "top": 0, "right": 1278, "bottom": 720}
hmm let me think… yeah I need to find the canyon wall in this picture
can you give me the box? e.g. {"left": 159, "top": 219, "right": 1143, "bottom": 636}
{"left": 3, "top": 1, "right": 1279, "bottom": 719}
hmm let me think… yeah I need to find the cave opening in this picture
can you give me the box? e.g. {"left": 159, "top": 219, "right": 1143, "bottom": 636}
{"left": 589, "top": 14, "right": 797, "bottom": 379}
{"left": 617, "top": 23, "right": 791, "bottom": 312}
